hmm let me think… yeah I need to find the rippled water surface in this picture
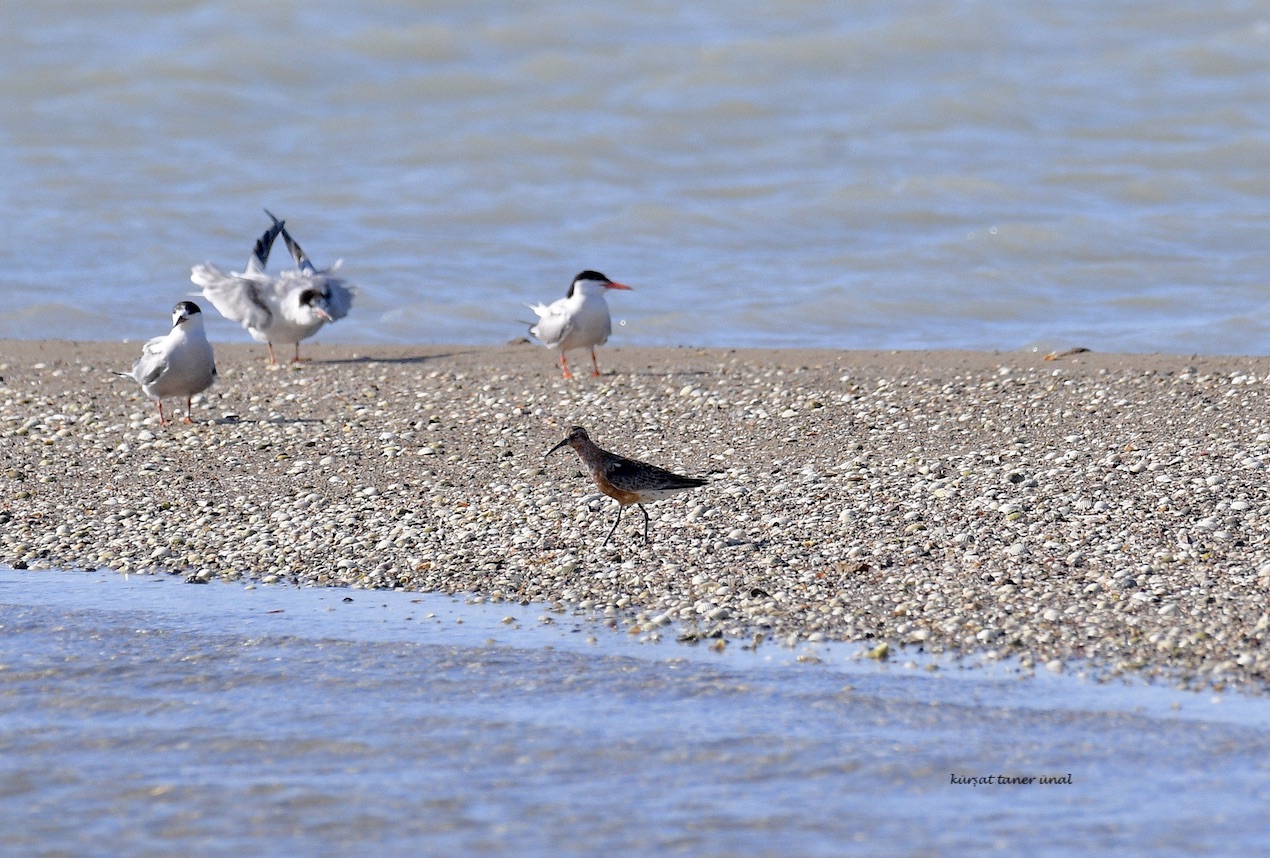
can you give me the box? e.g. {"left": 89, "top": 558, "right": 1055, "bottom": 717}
{"left": 3, "top": 1, "right": 1270, "bottom": 354}
{"left": 2, "top": 568, "right": 1269, "bottom": 855}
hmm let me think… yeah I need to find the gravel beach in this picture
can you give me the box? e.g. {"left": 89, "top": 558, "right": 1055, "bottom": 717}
{"left": 3, "top": 339, "right": 1270, "bottom": 690}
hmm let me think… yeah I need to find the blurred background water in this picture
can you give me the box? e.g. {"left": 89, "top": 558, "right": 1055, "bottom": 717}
{"left": 3, "top": 1, "right": 1269, "bottom": 354}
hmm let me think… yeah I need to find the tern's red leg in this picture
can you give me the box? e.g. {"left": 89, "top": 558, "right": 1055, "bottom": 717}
{"left": 267, "top": 342, "right": 278, "bottom": 365}
{"left": 183, "top": 397, "right": 194, "bottom": 424}
{"left": 157, "top": 400, "right": 170, "bottom": 427}
{"left": 291, "top": 343, "right": 309, "bottom": 363}
{"left": 560, "top": 353, "right": 574, "bottom": 379}
{"left": 590, "top": 348, "right": 601, "bottom": 377}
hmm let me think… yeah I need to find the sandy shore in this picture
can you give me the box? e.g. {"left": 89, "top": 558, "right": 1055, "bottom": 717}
{"left": 3, "top": 339, "right": 1269, "bottom": 689}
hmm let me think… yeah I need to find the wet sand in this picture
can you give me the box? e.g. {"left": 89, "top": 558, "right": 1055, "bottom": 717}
{"left": 3, "top": 339, "right": 1269, "bottom": 690}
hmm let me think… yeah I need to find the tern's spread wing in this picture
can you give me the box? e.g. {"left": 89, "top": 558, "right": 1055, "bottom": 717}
{"left": 274, "top": 224, "right": 355, "bottom": 321}
{"left": 191, "top": 263, "right": 275, "bottom": 331}
{"left": 246, "top": 215, "right": 287, "bottom": 276}
{"left": 278, "top": 225, "right": 316, "bottom": 274}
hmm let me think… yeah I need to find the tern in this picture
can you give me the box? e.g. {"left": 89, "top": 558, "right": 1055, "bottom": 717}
{"left": 116, "top": 301, "right": 217, "bottom": 426}
{"left": 546, "top": 425, "right": 707, "bottom": 546}
{"left": 192, "top": 211, "right": 355, "bottom": 364}
{"left": 527, "top": 270, "right": 632, "bottom": 378}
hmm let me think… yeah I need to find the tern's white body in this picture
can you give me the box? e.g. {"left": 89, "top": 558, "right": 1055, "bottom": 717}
{"left": 527, "top": 271, "right": 631, "bottom": 378}
{"left": 192, "top": 213, "right": 355, "bottom": 363}
{"left": 529, "top": 281, "right": 614, "bottom": 353}
{"left": 118, "top": 302, "right": 216, "bottom": 424}
{"left": 194, "top": 266, "right": 350, "bottom": 345}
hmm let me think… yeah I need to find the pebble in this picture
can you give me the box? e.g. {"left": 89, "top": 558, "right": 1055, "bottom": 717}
{"left": 3, "top": 342, "right": 1269, "bottom": 691}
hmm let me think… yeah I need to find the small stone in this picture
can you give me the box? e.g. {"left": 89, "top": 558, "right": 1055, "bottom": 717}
{"left": 865, "top": 642, "right": 890, "bottom": 661}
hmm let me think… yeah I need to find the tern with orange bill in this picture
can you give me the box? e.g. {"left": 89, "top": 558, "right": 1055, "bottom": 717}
{"left": 527, "top": 270, "right": 632, "bottom": 378}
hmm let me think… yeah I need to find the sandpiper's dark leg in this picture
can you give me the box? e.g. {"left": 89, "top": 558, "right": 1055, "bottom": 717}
{"left": 639, "top": 504, "right": 650, "bottom": 544}
{"left": 603, "top": 504, "right": 624, "bottom": 546}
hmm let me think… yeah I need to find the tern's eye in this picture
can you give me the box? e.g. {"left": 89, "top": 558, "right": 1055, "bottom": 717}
{"left": 299, "top": 289, "right": 318, "bottom": 305}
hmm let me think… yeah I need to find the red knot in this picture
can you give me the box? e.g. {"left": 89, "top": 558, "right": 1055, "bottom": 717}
{"left": 547, "top": 425, "right": 707, "bottom": 545}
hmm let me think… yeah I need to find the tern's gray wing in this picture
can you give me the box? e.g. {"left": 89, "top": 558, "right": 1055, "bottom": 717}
{"left": 278, "top": 224, "right": 316, "bottom": 274}
{"left": 131, "top": 334, "right": 170, "bottom": 385}
{"left": 322, "top": 276, "right": 356, "bottom": 320}
{"left": 273, "top": 222, "right": 356, "bottom": 320}
{"left": 191, "top": 263, "right": 275, "bottom": 331}
{"left": 527, "top": 299, "right": 573, "bottom": 346}
{"left": 246, "top": 213, "right": 287, "bottom": 276}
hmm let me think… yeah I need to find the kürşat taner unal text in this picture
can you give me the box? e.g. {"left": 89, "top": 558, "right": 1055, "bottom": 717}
{"left": 950, "top": 774, "right": 1073, "bottom": 786}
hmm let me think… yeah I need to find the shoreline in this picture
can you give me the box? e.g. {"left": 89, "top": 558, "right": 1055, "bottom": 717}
{"left": 3, "top": 340, "right": 1270, "bottom": 691}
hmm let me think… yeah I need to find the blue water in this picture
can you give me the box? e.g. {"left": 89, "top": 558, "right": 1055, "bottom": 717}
{"left": 2, "top": 567, "right": 1269, "bottom": 855}
{"left": 3, "top": 1, "right": 1270, "bottom": 354}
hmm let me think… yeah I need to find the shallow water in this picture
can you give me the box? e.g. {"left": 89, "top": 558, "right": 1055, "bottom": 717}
{"left": 2, "top": 567, "right": 1267, "bottom": 855}
{"left": 3, "top": 1, "right": 1270, "bottom": 355}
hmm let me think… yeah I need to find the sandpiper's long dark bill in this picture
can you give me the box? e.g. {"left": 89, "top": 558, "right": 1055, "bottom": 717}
{"left": 546, "top": 425, "right": 708, "bottom": 546}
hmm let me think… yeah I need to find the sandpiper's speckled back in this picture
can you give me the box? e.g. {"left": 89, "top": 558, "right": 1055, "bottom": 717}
{"left": 550, "top": 426, "right": 707, "bottom": 505}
